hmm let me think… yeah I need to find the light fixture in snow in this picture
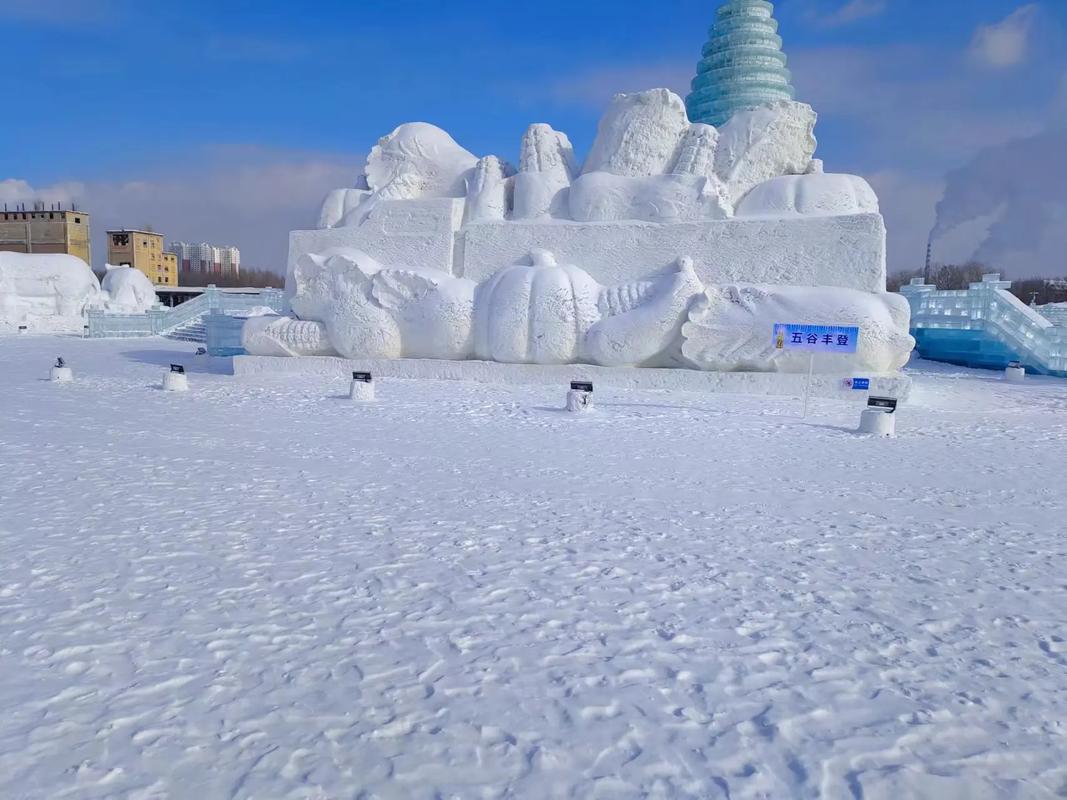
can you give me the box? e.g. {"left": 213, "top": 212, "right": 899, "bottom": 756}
{"left": 349, "top": 372, "right": 375, "bottom": 402}
{"left": 567, "top": 382, "right": 594, "bottom": 414}
{"left": 51, "top": 357, "right": 73, "bottom": 383}
{"left": 858, "top": 396, "right": 898, "bottom": 437}
{"left": 163, "top": 365, "right": 189, "bottom": 393}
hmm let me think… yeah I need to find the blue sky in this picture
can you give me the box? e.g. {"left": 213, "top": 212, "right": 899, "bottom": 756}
{"left": 2, "top": 0, "right": 1065, "bottom": 275}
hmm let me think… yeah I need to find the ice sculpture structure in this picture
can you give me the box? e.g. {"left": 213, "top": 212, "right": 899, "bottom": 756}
{"left": 901, "top": 275, "right": 1067, "bottom": 377}
{"left": 687, "top": 0, "right": 796, "bottom": 127}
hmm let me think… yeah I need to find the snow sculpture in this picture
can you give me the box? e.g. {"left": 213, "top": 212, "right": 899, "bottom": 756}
{"left": 714, "top": 100, "right": 817, "bottom": 203}
{"left": 367, "top": 123, "right": 478, "bottom": 201}
{"left": 585, "top": 89, "right": 690, "bottom": 178}
{"left": 255, "top": 1, "right": 912, "bottom": 377}
{"left": 290, "top": 249, "right": 476, "bottom": 361}
{"left": 735, "top": 174, "right": 879, "bottom": 218}
{"left": 512, "top": 124, "right": 578, "bottom": 220}
{"left": 473, "top": 250, "right": 601, "bottom": 364}
{"left": 251, "top": 245, "right": 912, "bottom": 373}
{"left": 100, "top": 265, "right": 159, "bottom": 313}
{"left": 687, "top": 0, "right": 796, "bottom": 127}
{"left": 242, "top": 316, "right": 334, "bottom": 357}
{"left": 567, "top": 91, "right": 733, "bottom": 222}
{"left": 0, "top": 252, "right": 100, "bottom": 332}
{"left": 253, "top": 248, "right": 713, "bottom": 369}
{"left": 569, "top": 172, "right": 730, "bottom": 224}
{"left": 584, "top": 257, "right": 705, "bottom": 368}
{"left": 313, "top": 89, "right": 817, "bottom": 236}
{"left": 319, "top": 183, "right": 372, "bottom": 229}
{"left": 681, "top": 286, "right": 914, "bottom": 373}
{"left": 466, "top": 156, "right": 515, "bottom": 224}
{"left": 672, "top": 124, "right": 720, "bottom": 180}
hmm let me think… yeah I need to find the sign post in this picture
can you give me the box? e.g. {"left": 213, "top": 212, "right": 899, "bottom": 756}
{"left": 773, "top": 324, "right": 860, "bottom": 417}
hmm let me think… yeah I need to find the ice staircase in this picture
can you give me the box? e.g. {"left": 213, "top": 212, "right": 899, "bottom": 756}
{"left": 88, "top": 286, "right": 286, "bottom": 341}
{"left": 165, "top": 320, "right": 207, "bottom": 343}
{"left": 900, "top": 274, "right": 1067, "bottom": 377}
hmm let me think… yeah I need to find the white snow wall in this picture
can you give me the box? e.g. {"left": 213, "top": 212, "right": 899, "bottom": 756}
{"left": 287, "top": 203, "right": 886, "bottom": 296}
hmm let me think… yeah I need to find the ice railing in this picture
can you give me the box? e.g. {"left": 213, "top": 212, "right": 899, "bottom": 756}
{"left": 1037, "top": 304, "right": 1067, "bottom": 327}
{"left": 88, "top": 286, "right": 286, "bottom": 339}
{"left": 900, "top": 274, "right": 1067, "bottom": 374}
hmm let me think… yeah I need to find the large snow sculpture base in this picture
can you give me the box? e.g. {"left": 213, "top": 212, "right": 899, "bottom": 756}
{"left": 291, "top": 205, "right": 886, "bottom": 293}
{"left": 233, "top": 355, "right": 912, "bottom": 403}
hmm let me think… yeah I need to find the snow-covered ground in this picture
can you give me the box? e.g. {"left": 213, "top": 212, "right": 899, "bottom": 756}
{"left": 1, "top": 336, "right": 1065, "bottom": 800}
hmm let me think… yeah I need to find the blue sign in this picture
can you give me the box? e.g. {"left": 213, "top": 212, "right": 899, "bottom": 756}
{"left": 774, "top": 324, "right": 860, "bottom": 354}
{"left": 851, "top": 378, "right": 871, "bottom": 391}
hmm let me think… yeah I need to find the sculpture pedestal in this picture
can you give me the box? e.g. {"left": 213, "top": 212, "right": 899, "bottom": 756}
{"left": 163, "top": 371, "right": 189, "bottom": 392}
{"left": 858, "top": 408, "right": 895, "bottom": 437}
{"left": 349, "top": 379, "right": 375, "bottom": 402}
{"left": 51, "top": 366, "right": 73, "bottom": 383}
{"left": 1005, "top": 366, "right": 1026, "bottom": 383}
{"left": 566, "top": 389, "right": 593, "bottom": 413}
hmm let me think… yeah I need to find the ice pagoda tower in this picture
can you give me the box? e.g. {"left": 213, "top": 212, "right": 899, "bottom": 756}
{"left": 686, "top": 0, "right": 796, "bottom": 127}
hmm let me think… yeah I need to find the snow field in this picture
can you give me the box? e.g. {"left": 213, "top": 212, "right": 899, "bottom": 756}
{"left": 0, "top": 337, "right": 1065, "bottom": 799}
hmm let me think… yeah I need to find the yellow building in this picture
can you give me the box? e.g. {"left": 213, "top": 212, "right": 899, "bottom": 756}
{"left": 0, "top": 204, "right": 92, "bottom": 265}
{"left": 107, "top": 229, "right": 178, "bottom": 286}
{"left": 163, "top": 251, "right": 178, "bottom": 280}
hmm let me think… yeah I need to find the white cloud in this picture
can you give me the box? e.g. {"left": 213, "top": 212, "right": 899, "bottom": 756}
{"left": 0, "top": 179, "right": 85, "bottom": 208}
{"left": 969, "top": 4, "right": 1040, "bottom": 69}
{"left": 789, "top": 45, "right": 1046, "bottom": 161}
{"left": 817, "top": 0, "right": 889, "bottom": 28}
{"left": 3, "top": 147, "right": 362, "bottom": 274}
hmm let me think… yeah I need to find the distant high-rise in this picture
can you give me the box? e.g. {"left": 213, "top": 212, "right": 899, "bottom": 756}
{"left": 218, "top": 246, "right": 240, "bottom": 275}
{"left": 686, "top": 0, "right": 796, "bottom": 127}
{"left": 168, "top": 242, "right": 241, "bottom": 276}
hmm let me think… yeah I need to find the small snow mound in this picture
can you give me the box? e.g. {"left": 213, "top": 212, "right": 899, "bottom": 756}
{"left": 101, "top": 265, "right": 159, "bottom": 313}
